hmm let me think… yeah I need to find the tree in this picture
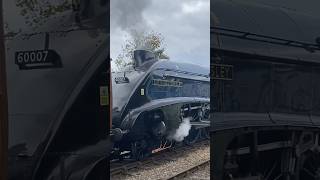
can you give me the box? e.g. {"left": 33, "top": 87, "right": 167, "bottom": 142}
{"left": 16, "top": 0, "right": 72, "bottom": 28}
{"left": 114, "top": 30, "right": 169, "bottom": 71}
{"left": 5, "top": 0, "right": 106, "bottom": 38}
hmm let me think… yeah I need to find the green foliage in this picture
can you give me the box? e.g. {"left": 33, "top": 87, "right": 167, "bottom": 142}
{"left": 114, "top": 30, "right": 168, "bottom": 71}
{"left": 16, "top": 0, "right": 72, "bottom": 28}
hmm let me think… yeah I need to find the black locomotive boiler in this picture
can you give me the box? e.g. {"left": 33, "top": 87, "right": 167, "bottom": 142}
{"left": 5, "top": 1, "right": 110, "bottom": 179}
{"left": 211, "top": 0, "right": 320, "bottom": 179}
{"left": 110, "top": 50, "right": 210, "bottom": 159}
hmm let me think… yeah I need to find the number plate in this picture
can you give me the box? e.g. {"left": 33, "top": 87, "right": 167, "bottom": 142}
{"left": 115, "top": 77, "right": 130, "bottom": 84}
{"left": 15, "top": 50, "right": 62, "bottom": 70}
{"left": 211, "top": 64, "right": 233, "bottom": 80}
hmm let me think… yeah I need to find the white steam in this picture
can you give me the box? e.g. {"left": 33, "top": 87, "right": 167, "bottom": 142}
{"left": 110, "top": 0, "right": 152, "bottom": 35}
{"left": 167, "top": 117, "right": 192, "bottom": 142}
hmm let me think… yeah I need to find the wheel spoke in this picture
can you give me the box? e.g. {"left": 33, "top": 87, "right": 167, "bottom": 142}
{"left": 273, "top": 174, "right": 282, "bottom": 180}
{"left": 265, "top": 162, "right": 277, "bottom": 180}
{"left": 184, "top": 128, "right": 200, "bottom": 145}
{"left": 303, "top": 167, "right": 316, "bottom": 178}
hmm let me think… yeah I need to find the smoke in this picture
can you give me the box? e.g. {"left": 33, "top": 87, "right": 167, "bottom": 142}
{"left": 110, "top": 0, "right": 167, "bottom": 68}
{"left": 110, "top": 0, "right": 152, "bottom": 35}
{"left": 167, "top": 117, "right": 192, "bottom": 142}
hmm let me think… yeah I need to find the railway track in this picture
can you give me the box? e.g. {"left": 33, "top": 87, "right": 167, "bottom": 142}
{"left": 110, "top": 140, "right": 209, "bottom": 179}
{"left": 166, "top": 160, "right": 210, "bottom": 180}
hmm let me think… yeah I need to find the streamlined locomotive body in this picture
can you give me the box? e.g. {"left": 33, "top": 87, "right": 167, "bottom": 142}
{"left": 5, "top": 1, "right": 109, "bottom": 179}
{"left": 111, "top": 50, "right": 210, "bottom": 159}
{"left": 211, "top": 0, "right": 320, "bottom": 179}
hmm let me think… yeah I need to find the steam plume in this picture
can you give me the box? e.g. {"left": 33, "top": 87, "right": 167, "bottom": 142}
{"left": 110, "top": 0, "right": 152, "bottom": 35}
{"left": 167, "top": 117, "right": 192, "bottom": 142}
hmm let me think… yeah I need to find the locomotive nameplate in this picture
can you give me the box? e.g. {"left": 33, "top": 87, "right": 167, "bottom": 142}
{"left": 211, "top": 64, "right": 233, "bottom": 80}
{"left": 152, "top": 79, "right": 183, "bottom": 87}
{"left": 15, "top": 50, "right": 62, "bottom": 70}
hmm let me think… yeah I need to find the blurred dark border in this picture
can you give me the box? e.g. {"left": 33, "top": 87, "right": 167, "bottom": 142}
{"left": 0, "top": 0, "right": 8, "bottom": 179}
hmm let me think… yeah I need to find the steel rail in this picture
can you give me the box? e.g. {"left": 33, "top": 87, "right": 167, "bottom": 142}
{"left": 110, "top": 140, "right": 209, "bottom": 178}
{"left": 166, "top": 160, "right": 210, "bottom": 180}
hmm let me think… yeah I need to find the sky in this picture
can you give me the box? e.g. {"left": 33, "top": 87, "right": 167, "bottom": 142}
{"left": 110, "top": 0, "right": 210, "bottom": 69}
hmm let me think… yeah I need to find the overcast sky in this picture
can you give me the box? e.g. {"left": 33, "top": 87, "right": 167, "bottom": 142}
{"left": 110, "top": 0, "right": 210, "bottom": 68}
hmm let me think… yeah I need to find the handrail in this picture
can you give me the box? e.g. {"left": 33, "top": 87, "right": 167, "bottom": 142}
{"left": 211, "top": 26, "right": 320, "bottom": 52}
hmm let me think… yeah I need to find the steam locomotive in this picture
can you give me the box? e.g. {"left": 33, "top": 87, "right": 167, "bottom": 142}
{"left": 110, "top": 50, "right": 210, "bottom": 160}
{"left": 211, "top": 0, "right": 320, "bottom": 179}
{"left": 5, "top": 1, "right": 109, "bottom": 179}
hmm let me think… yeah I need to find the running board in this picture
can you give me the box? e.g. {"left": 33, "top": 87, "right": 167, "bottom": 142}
{"left": 190, "top": 121, "right": 210, "bottom": 129}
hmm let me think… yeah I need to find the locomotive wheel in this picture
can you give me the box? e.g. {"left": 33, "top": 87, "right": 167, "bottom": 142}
{"left": 131, "top": 140, "right": 149, "bottom": 160}
{"left": 201, "top": 127, "right": 210, "bottom": 139}
{"left": 184, "top": 127, "right": 201, "bottom": 145}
